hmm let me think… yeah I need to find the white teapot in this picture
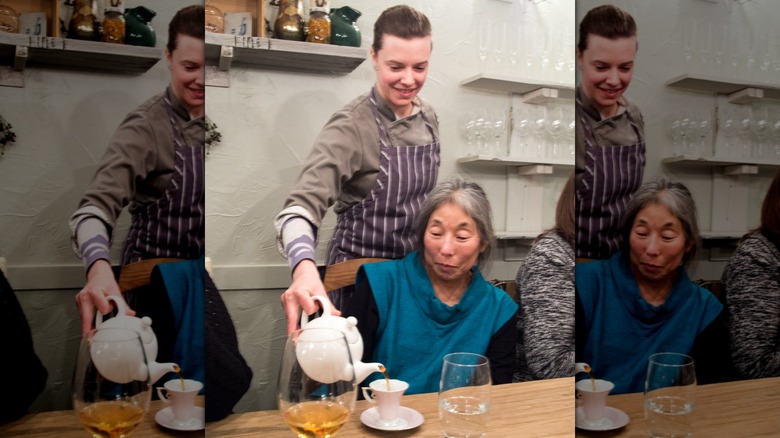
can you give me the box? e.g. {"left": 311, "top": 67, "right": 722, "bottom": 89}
{"left": 296, "top": 295, "right": 383, "bottom": 384}
{"left": 90, "top": 295, "right": 179, "bottom": 384}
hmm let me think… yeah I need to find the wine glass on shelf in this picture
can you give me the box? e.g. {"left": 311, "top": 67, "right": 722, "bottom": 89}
{"left": 751, "top": 105, "right": 771, "bottom": 159}
{"left": 488, "top": 109, "right": 507, "bottom": 156}
{"left": 564, "top": 107, "right": 576, "bottom": 160}
{"left": 545, "top": 106, "right": 565, "bottom": 159}
{"left": 460, "top": 112, "right": 477, "bottom": 156}
{"left": 531, "top": 106, "right": 547, "bottom": 158}
{"left": 665, "top": 112, "right": 683, "bottom": 156}
{"left": 694, "top": 109, "right": 712, "bottom": 157}
{"left": 477, "top": 20, "right": 490, "bottom": 72}
{"left": 511, "top": 107, "right": 533, "bottom": 158}
{"left": 769, "top": 107, "right": 780, "bottom": 159}
{"left": 72, "top": 328, "right": 152, "bottom": 438}
{"left": 278, "top": 328, "right": 357, "bottom": 438}
{"left": 716, "top": 107, "right": 738, "bottom": 158}
{"left": 736, "top": 106, "right": 754, "bottom": 158}
{"left": 678, "top": 109, "right": 697, "bottom": 156}
{"left": 473, "top": 109, "right": 491, "bottom": 155}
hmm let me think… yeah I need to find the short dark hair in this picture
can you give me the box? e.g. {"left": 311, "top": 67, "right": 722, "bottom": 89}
{"left": 545, "top": 171, "right": 575, "bottom": 249}
{"left": 577, "top": 4, "right": 637, "bottom": 54}
{"left": 372, "top": 4, "right": 432, "bottom": 54}
{"left": 167, "top": 5, "right": 204, "bottom": 54}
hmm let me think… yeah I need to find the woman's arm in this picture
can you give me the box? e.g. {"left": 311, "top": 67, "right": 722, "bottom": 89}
{"left": 486, "top": 313, "right": 518, "bottom": 384}
{"left": 518, "top": 236, "right": 575, "bottom": 379}
{"left": 724, "top": 236, "right": 780, "bottom": 379}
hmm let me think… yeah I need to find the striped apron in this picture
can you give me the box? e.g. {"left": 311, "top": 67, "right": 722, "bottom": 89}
{"left": 575, "top": 98, "right": 645, "bottom": 260}
{"left": 326, "top": 87, "right": 440, "bottom": 308}
{"left": 121, "top": 95, "right": 205, "bottom": 265}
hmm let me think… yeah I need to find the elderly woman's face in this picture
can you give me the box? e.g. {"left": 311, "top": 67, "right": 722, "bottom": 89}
{"left": 628, "top": 202, "right": 692, "bottom": 284}
{"left": 422, "top": 203, "right": 485, "bottom": 284}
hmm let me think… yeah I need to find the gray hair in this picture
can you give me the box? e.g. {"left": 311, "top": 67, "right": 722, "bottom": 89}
{"left": 414, "top": 177, "right": 496, "bottom": 269}
{"left": 619, "top": 178, "right": 700, "bottom": 268}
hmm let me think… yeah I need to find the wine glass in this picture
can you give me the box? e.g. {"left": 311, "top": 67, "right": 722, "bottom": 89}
{"left": 644, "top": 353, "right": 696, "bottom": 438}
{"left": 477, "top": 20, "right": 490, "bottom": 71}
{"left": 564, "top": 107, "right": 576, "bottom": 160}
{"left": 439, "top": 353, "right": 491, "bottom": 438}
{"left": 678, "top": 109, "right": 697, "bottom": 155}
{"left": 511, "top": 107, "right": 532, "bottom": 157}
{"left": 473, "top": 109, "right": 490, "bottom": 155}
{"left": 665, "top": 112, "right": 683, "bottom": 156}
{"left": 751, "top": 105, "right": 771, "bottom": 159}
{"left": 460, "top": 112, "right": 477, "bottom": 155}
{"left": 736, "top": 106, "right": 754, "bottom": 158}
{"left": 545, "top": 106, "right": 565, "bottom": 159}
{"left": 769, "top": 107, "right": 780, "bottom": 159}
{"left": 488, "top": 109, "right": 507, "bottom": 156}
{"left": 716, "top": 107, "right": 738, "bottom": 158}
{"left": 72, "top": 328, "right": 152, "bottom": 438}
{"left": 694, "top": 109, "right": 712, "bottom": 157}
{"left": 278, "top": 328, "right": 357, "bottom": 438}
{"left": 531, "top": 106, "right": 547, "bottom": 158}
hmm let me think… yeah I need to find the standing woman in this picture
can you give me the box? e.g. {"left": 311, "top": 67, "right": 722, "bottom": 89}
{"left": 69, "top": 4, "right": 205, "bottom": 333}
{"left": 575, "top": 4, "right": 646, "bottom": 260}
{"left": 275, "top": 5, "right": 439, "bottom": 332}
{"left": 723, "top": 169, "right": 780, "bottom": 379}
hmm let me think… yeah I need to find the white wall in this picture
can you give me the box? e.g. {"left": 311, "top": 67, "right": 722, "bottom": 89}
{"left": 0, "top": 1, "right": 196, "bottom": 411}
{"left": 206, "top": 0, "right": 574, "bottom": 412}
{"left": 576, "top": 0, "right": 780, "bottom": 280}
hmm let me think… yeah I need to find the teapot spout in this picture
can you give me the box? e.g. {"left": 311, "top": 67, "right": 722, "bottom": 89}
{"left": 353, "top": 361, "right": 384, "bottom": 383}
{"left": 574, "top": 362, "right": 591, "bottom": 375}
{"left": 148, "top": 361, "right": 179, "bottom": 383}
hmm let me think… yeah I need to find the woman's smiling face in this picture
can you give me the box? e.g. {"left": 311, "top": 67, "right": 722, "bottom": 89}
{"left": 577, "top": 34, "right": 637, "bottom": 118}
{"left": 371, "top": 34, "right": 432, "bottom": 119}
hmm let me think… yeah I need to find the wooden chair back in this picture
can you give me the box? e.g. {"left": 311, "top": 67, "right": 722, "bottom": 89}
{"left": 322, "top": 258, "right": 388, "bottom": 292}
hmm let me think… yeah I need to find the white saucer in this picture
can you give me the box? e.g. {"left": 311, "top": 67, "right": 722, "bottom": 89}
{"left": 360, "top": 406, "right": 424, "bottom": 431}
{"left": 155, "top": 406, "right": 205, "bottom": 431}
{"left": 575, "top": 406, "right": 629, "bottom": 431}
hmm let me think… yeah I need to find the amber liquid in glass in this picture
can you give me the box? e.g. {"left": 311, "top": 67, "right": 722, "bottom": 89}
{"left": 78, "top": 401, "right": 144, "bottom": 438}
{"left": 283, "top": 401, "right": 349, "bottom": 437}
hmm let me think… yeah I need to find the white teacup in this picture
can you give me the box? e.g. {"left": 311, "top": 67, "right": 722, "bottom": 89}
{"left": 576, "top": 378, "right": 614, "bottom": 427}
{"left": 361, "top": 379, "right": 409, "bottom": 426}
{"left": 156, "top": 379, "right": 203, "bottom": 425}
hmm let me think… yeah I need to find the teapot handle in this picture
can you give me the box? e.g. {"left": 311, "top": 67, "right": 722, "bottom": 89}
{"left": 300, "top": 295, "right": 332, "bottom": 327}
{"left": 95, "top": 295, "right": 126, "bottom": 328}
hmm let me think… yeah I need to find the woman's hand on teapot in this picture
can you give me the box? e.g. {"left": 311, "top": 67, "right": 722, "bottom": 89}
{"left": 76, "top": 259, "right": 135, "bottom": 334}
{"left": 282, "top": 259, "right": 340, "bottom": 333}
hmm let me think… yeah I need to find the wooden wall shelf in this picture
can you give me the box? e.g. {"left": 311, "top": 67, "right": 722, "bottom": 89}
{"left": 205, "top": 32, "right": 368, "bottom": 77}
{"left": 0, "top": 31, "right": 162, "bottom": 86}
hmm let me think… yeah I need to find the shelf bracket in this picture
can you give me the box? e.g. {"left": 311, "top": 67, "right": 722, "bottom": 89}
{"left": 521, "top": 87, "right": 558, "bottom": 105}
{"left": 219, "top": 45, "right": 233, "bottom": 71}
{"left": 13, "top": 46, "right": 28, "bottom": 71}
{"left": 516, "top": 164, "right": 553, "bottom": 175}
{"left": 723, "top": 164, "right": 758, "bottom": 175}
{"left": 727, "top": 87, "right": 763, "bottom": 105}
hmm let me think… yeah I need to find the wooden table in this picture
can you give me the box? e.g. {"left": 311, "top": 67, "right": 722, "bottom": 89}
{"left": 209, "top": 378, "right": 574, "bottom": 437}
{"left": 0, "top": 397, "right": 205, "bottom": 437}
{"left": 576, "top": 377, "right": 780, "bottom": 437}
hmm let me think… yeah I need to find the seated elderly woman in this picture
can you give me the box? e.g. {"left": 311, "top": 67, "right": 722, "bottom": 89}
{"left": 575, "top": 179, "right": 728, "bottom": 394}
{"left": 723, "top": 168, "right": 780, "bottom": 379}
{"left": 343, "top": 178, "right": 518, "bottom": 394}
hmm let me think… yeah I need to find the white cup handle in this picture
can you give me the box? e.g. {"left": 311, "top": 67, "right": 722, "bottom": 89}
{"left": 156, "top": 387, "right": 170, "bottom": 403}
{"left": 361, "top": 387, "right": 376, "bottom": 403}
{"left": 95, "top": 295, "right": 125, "bottom": 328}
{"left": 300, "top": 295, "right": 332, "bottom": 327}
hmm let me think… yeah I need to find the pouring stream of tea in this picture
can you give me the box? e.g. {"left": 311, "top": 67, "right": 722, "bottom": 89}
{"left": 378, "top": 365, "right": 390, "bottom": 391}
{"left": 173, "top": 365, "right": 185, "bottom": 391}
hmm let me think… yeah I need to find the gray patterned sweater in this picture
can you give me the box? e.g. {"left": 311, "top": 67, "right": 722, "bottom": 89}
{"left": 514, "top": 231, "right": 575, "bottom": 381}
{"left": 722, "top": 231, "right": 780, "bottom": 379}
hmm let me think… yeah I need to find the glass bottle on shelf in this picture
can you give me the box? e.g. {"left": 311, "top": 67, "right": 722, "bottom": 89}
{"left": 0, "top": 3, "right": 19, "bottom": 33}
{"left": 274, "top": 0, "right": 304, "bottom": 41}
{"left": 306, "top": 0, "right": 330, "bottom": 44}
{"left": 205, "top": 0, "right": 224, "bottom": 33}
{"left": 68, "top": 0, "right": 99, "bottom": 40}
{"left": 101, "top": 0, "right": 125, "bottom": 44}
